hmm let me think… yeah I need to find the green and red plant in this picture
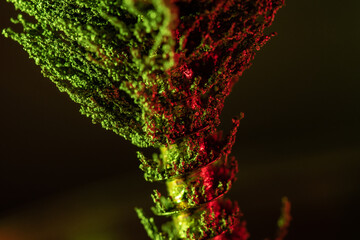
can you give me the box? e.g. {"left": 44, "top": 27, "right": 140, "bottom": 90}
{"left": 3, "top": 0, "right": 290, "bottom": 239}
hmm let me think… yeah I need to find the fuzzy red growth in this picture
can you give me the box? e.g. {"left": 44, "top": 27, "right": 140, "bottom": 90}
{"left": 183, "top": 66, "right": 193, "bottom": 79}
{"left": 213, "top": 221, "right": 250, "bottom": 240}
{"left": 135, "top": 1, "right": 284, "bottom": 239}
{"left": 275, "top": 197, "right": 292, "bottom": 240}
{"left": 204, "top": 199, "right": 249, "bottom": 239}
{"left": 132, "top": 0, "right": 284, "bottom": 146}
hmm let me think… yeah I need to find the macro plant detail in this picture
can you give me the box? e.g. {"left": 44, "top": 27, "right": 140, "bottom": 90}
{"left": 3, "top": 0, "right": 289, "bottom": 239}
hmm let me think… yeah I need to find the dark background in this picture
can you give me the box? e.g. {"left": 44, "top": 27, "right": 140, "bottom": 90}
{"left": 0, "top": 1, "right": 359, "bottom": 240}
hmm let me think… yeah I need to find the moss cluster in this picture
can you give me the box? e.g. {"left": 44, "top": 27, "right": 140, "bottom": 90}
{"left": 3, "top": 0, "right": 175, "bottom": 147}
{"left": 3, "top": 0, "right": 283, "bottom": 149}
{"left": 3, "top": 0, "right": 286, "bottom": 239}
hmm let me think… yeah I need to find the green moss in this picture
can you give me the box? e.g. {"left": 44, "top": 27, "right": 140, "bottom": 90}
{"left": 3, "top": 0, "right": 174, "bottom": 147}
{"left": 3, "top": 1, "right": 285, "bottom": 239}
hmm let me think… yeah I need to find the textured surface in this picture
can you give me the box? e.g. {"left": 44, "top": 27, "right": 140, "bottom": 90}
{"left": 3, "top": 0, "right": 285, "bottom": 239}
{"left": 1, "top": 0, "right": 359, "bottom": 239}
{"left": 3, "top": 0, "right": 283, "bottom": 149}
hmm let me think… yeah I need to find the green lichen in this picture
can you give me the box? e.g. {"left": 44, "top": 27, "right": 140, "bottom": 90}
{"left": 135, "top": 208, "right": 166, "bottom": 240}
{"left": 3, "top": 0, "right": 174, "bottom": 147}
{"left": 3, "top": 0, "right": 286, "bottom": 239}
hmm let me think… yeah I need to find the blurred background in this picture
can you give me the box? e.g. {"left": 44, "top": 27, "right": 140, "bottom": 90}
{"left": 0, "top": 1, "right": 359, "bottom": 240}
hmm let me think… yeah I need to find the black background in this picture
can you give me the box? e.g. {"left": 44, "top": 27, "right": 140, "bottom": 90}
{"left": 0, "top": 1, "right": 359, "bottom": 240}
